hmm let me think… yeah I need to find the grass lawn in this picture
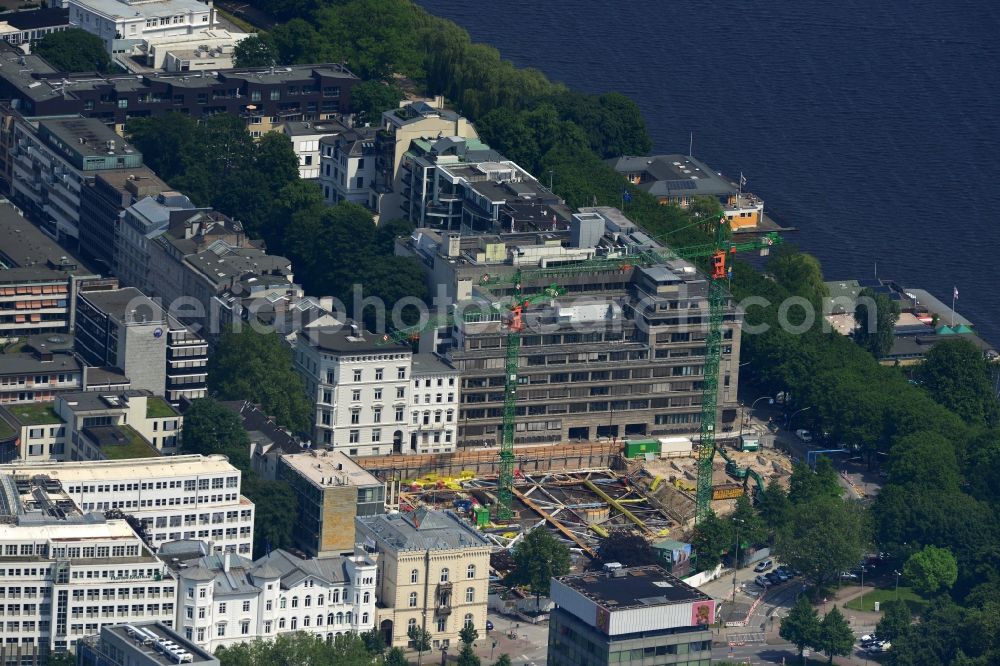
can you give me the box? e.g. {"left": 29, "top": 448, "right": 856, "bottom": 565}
{"left": 99, "top": 426, "right": 159, "bottom": 460}
{"left": 10, "top": 403, "right": 61, "bottom": 425}
{"left": 146, "top": 397, "right": 177, "bottom": 419}
{"left": 844, "top": 585, "right": 926, "bottom": 613}
{"left": 216, "top": 7, "right": 257, "bottom": 34}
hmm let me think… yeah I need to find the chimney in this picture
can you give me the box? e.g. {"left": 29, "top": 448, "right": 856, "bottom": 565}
{"left": 223, "top": 552, "right": 231, "bottom": 573}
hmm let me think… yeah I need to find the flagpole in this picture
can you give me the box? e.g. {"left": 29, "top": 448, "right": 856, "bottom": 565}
{"left": 689, "top": 132, "right": 693, "bottom": 157}
{"left": 951, "top": 288, "right": 956, "bottom": 328}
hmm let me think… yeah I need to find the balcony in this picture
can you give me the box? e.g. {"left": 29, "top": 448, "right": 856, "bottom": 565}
{"left": 434, "top": 582, "right": 452, "bottom": 617}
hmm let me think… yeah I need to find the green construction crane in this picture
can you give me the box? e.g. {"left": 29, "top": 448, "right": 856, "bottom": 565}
{"left": 383, "top": 221, "right": 779, "bottom": 522}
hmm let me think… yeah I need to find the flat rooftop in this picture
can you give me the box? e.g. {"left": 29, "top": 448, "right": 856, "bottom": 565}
{"left": 0, "top": 454, "right": 235, "bottom": 484}
{"left": 95, "top": 622, "right": 217, "bottom": 666}
{"left": 80, "top": 287, "right": 164, "bottom": 324}
{"left": 411, "top": 353, "right": 458, "bottom": 377}
{"left": 0, "top": 351, "right": 82, "bottom": 377}
{"left": 39, "top": 117, "right": 139, "bottom": 159}
{"left": 72, "top": 0, "right": 209, "bottom": 20}
{"left": 0, "top": 204, "right": 92, "bottom": 279}
{"left": 281, "top": 450, "right": 381, "bottom": 489}
{"left": 556, "top": 565, "right": 711, "bottom": 610}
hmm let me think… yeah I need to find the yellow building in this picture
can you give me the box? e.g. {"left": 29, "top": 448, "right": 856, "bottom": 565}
{"left": 356, "top": 508, "right": 490, "bottom": 651}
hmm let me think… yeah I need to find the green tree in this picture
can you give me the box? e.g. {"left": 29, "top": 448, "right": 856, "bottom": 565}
{"left": 243, "top": 477, "right": 297, "bottom": 558}
{"left": 903, "top": 545, "right": 958, "bottom": 597}
{"left": 384, "top": 647, "right": 409, "bottom": 666}
{"left": 505, "top": 528, "right": 571, "bottom": 609}
{"left": 351, "top": 80, "right": 405, "bottom": 126}
{"left": 768, "top": 248, "right": 829, "bottom": 313}
{"left": 126, "top": 113, "right": 200, "bottom": 182}
{"left": 788, "top": 458, "right": 841, "bottom": 505}
{"left": 775, "top": 496, "right": 868, "bottom": 589}
{"left": 730, "top": 494, "right": 768, "bottom": 550}
{"left": 854, "top": 287, "right": 901, "bottom": 358}
{"left": 407, "top": 625, "right": 431, "bottom": 660}
{"left": 817, "top": 606, "right": 855, "bottom": 664}
{"left": 493, "top": 656, "right": 513, "bottom": 666}
{"left": 888, "top": 432, "right": 961, "bottom": 491}
{"left": 33, "top": 29, "right": 111, "bottom": 73}
{"left": 234, "top": 34, "right": 278, "bottom": 67}
{"left": 208, "top": 327, "right": 312, "bottom": 435}
{"left": 216, "top": 631, "right": 375, "bottom": 666}
{"left": 597, "top": 529, "right": 657, "bottom": 567}
{"left": 779, "top": 595, "right": 821, "bottom": 662}
{"left": 691, "top": 510, "right": 734, "bottom": 570}
{"left": 876, "top": 599, "right": 913, "bottom": 643}
{"left": 456, "top": 644, "right": 481, "bottom": 666}
{"left": 757, "top": 479, "right": 792, "bottom": 535}
{"left": 459, "top": 623, "right": 479, "bottom": 647}
{"left": 359, "top": 626, "right": 386, "bottom": 656}
{"left": 46, "top": 653, "right": 75, "bottom": 666}
{"left": 181, "top": 398, "right": 252, "bottom": 471}
{"left": 916, "top": 339, "right": 1000, "bottom": 427}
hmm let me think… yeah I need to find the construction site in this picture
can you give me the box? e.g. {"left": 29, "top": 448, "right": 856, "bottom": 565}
{"left": 356, "top": 433, "right": 794, "bottom": 568}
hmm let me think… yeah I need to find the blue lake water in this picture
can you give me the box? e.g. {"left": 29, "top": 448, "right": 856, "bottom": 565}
{"left": 418, "top": 0, "right": 1000, "bottom": 344}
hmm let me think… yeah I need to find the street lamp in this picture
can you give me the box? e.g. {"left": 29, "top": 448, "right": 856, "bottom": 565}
{"left": 741, "top": 396, "right": 774, "bottom": 431}
{"left": 859, "top": 565, "right": 867, "bottom": 610}
{"left": 786, "top": 406, "right": 813, "bottom": 428}
{"left": 731, "top": 518, "right": 744, "bottom": 601}
{"left": 894, "top": 570, "right": 901, "bottom": 600}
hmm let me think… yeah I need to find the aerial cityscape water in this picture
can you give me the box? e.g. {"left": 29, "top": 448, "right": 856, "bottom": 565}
{"left": 419, "top": 0, "right": 1000, "bottom": 344}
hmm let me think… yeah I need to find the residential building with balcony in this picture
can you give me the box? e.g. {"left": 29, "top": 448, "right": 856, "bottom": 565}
{"left": 277, "top": 450, "right": 385, "bottom": 558}
{"left": 548, "top": 565, "right": 715, "bottom": 666}
{"left": 0, "top": 454, "right": 254, "bottom": 554}
{"left": 0, "top": 203, "right": 99, "bottom": 340}
{"left": 0, "top": 472, "right": 176, "bottom": 665}
{"left": 4, "top": 113, "right": 144, "bottom": 243}
{"left": 0, "top": 47, "right": 359, "bottom": 136}
{"left": 167, "top": 544, "right": 376, "bottom": 652}
{"left": 0, "top": 334, "right": 83, "bottom": 406}
{"left": 356, "top": 508, "right": 490, "bottom": 651}
{"left": 283, "top": 120, "right": 345, "bottom": 178}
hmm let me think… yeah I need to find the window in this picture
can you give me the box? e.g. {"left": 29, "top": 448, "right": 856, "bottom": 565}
{"left": 397, "top": 367, "right": 406, "bottom": 380}
{"left": 354, "top": 369, "right": 362, "bottom": 382}
{"left": 217, "top": 624, "right": 226, "bottom": 637}
{"left": 409, "top": 592, "right": 417, "bottom": 607}
{"left": 374, "top": 388, "right": 382, "bottom": 401}
{"left": 352, "top": 390, "right": 361, "bottom": 401}
{"left": 291, "top": 597, "right": 299, "bottom": 608}
{"left": 218, "top": 603, "right": 226, "bottom": 613}
{"left": 363, "top": 592, "right": 370, "bottom": 603}
{"left": 467, "top": 564, "right": 476, "bottom": 579}
{"left": 407, "top": 618, "right": 416, "bottom": 633}
{"left": 373, "top": 408, "right": 382, "bottom": 423}
{"left": 351, "top": 410, "right": 360, "bottom": 424}
{"left": 396, "top": 387, "right": 405, "bottom": 399}
{"left": 440, "top": 568, "right": 449, "bottom": 583}
{"left": 362, "top": 612, "right": 369, "bottom": 624}
{"left": 465, "top": 587, "right": 474, "bottom": 603}
{"left": 464, "top": 613, "right": 474, "bottom": 628}
{"left": 242, "top": 601, "right": 250, "bottom": 612}
{"left": 349, "top": 430, "right": 359, "bottom": 444}
{"left": 437, "top": 617, "right": 447, "bottom": 632}
{"left": 395, "top": 407, "right": 405, "bottom": 422}
{"left": 410, "top": 569, "right": 419, "bottom": 584}
{"left": 371, "top": 429, "right": 381, "bottom": 442}
{"left": 375, "top": 368, "right": 383, "bottom": 380}
{"left": 305, "top": 595, "right": 312, "bottom": 607}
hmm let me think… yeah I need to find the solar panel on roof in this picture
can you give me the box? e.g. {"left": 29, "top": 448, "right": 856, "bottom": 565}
{"left": 663, "top": 179, "right": 698, "bottom": 190}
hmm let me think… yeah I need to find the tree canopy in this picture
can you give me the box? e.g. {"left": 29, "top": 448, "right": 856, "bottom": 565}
{"left": 915, "top": 339, "right": 1000, "bottom": 427}
{"left": 234, "top": 34, "right": 278, "bottom": 67}
{"left": 505, "top": 528, "right": 571, "bottom": 605}
{"left": 903, "top": 545, "right": 958, "bottom": 597}
{"left": 854, "top": 287, "right": 901, "bottom": 358}
{"left": 216, "top": 631, "right": 376, "bottom": 666}
{"left": 208, "top": 327, "right": 313, "bottom": 435}
{"left": 351, "top": 80, "right": 405, "bottom": 126}
{"left": 181, "top": 397, "right": 252, "bottom": 471}
{"left": 779, "top": 595, "right": 821, "bottom": 660}
{"left": 817, "top": 607, "right": 855, "bottom": 664}
{"left": 33, "top": 29, "right": 111, "bottom": 73}
{"left": 774, "top": 495, "right": 868, "bottom": 589}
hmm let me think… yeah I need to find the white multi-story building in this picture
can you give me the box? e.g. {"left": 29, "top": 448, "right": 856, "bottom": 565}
{"left": 0, "top": 455, "right": 254, "bottom": 554}
{"left": 294, "top": 326, "right": 461, "bottom": 456}
{"left": 409, "top": 354, "right": 459, "bottom": 454}
{"left": 68, "top": 0, "right": 217, "bottom": 54}
{"left": 319, "top": 127, "right": 376, "bottom": 207}
{"left": 283, "top": 121, "right": 345, "bottom": 178}
{"left": 170, "top": 545, "right": 376, "bottom": 652}
{"left": 0, "top": 473, "right": 176, "bottom": 665}
{"left": 294, "top": 324, "right": 412, "bottom": 456}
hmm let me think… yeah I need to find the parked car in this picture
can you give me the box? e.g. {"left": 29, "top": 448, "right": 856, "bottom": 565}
{"left": 867, "top": 641, "right": 891, "bottom": 654}
{"left": 765, "top": 571, "right": 783, "bottom": 585}
{"left": 860, "top": 633, "right": 878, "bottom": 646}
{"left": 486, "top": 620, "right": 494, "bottom": 632}
{"left": 795, "top": 429, "right": 813, "bottom": 442}
{"left": 773, "top": 570, "right": 791, "bottom": 582}
{"left": 840, "top": 571, "right": 859, "bottom": 580}
{"left": 754, "top": 574, "right": 772, "bottom": 587}
{"left": 753, "top": 559, "right": 773, "bottom": 572}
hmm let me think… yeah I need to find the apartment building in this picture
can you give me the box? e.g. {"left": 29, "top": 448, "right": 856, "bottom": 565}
{"left": 74, "top": 285, "right": 208, "bottom": 403}
{"left": 169, "top": 545, "right": 376, "bottom": 652}
{"left": 356, "top": 508, "right": 490, "bottom": 650}
{"left": 79, "top": 169, "right": 168, "bottom": 274}
{"left": 78, "top": 621, "right": 219, "bottom": 666}
{"left": 396, "top": 207, "right": 743, "bottom": 446}
{"left": 114, "top": 192, "right": 198, "bottom": 293}
{"left": 0, "top": 335, "right": 83, "bottom": 405}
{"left": 294, "top": 324, "right": 413, "bottom": 455}
{"left": 4, "top": 113, "right": 144, "bottom": 243}
{"left": 409, "top": 354, "right": 459, "bottom": 454}
{"left": 68, "top": 0, "right": 216, "bottom": 53}
{"left": 283, "top": 120, "right": 345, "bottom": 177}
{"left": 548, "top": 565, "right": 715, "bottom": 666}
{"left": 371, "top": 101, "right": 479, "bottom": 222}
{"left": 318, "top": 127, "right": 376, "bottom": 207}
{"left": 0, "top": 47, "right": 359, "bottom": 135}
{"left": 0, "top": 8, "right": 70, "bottom": 52}
{"left": 0, "top": 203, "right": 99, "bottom": 340}
{"left": 277, "top": 450, "right": 385, "bottom": 558}
{"left": 0, "top": 454, "right": 254, "bottom": 554}
{"left": 0, "top": 473, "right": 176, "bottom": 665}
{"left": 399, "top": 136, "right": 569, "bottom": 232}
